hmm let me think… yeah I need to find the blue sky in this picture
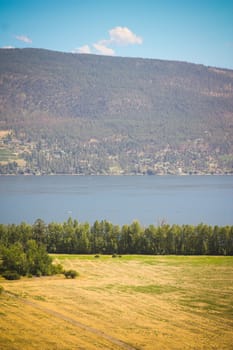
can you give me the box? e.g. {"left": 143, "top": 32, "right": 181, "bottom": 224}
{"left": 1, "top": 0, "right": 233, "bottom": 69}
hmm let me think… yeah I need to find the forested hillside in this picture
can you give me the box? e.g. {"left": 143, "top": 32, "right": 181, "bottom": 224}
{"left": 0, "top": 48, "right": 233, "bottom": 174}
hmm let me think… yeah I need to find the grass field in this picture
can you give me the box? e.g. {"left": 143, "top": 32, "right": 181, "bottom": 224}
{"left": 1, "top": 255, "right": 233, "bottom": 349}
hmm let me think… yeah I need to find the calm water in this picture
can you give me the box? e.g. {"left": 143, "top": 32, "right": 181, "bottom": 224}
{"left": 0, "top": 175, "right": 232, "bottom": 226}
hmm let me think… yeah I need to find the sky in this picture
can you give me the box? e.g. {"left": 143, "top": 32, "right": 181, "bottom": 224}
{"left": 0, "top": 0, "right": 233, "bottom": 69}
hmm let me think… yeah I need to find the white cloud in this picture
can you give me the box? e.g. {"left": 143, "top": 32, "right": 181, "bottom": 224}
{"left": 15, "top": 35, "right": 32, "bottom": 44}
{"left": 72, "top": 45, "right": 92, "bottom": 54}
{"left": 109, "top": 27, "right": 143, "bottom": 45}
{"left": 2, "top": 46, "right": 15, "bottom": 49}
{"left": 75, "top": 26, "right": 142, "bottom": 57}
{"left": 93, "top": 42, "right": 115, "bottom": 56}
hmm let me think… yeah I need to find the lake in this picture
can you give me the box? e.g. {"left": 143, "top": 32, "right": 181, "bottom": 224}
{"left": 0, "top": 175, "right": 232, "bottom": 226}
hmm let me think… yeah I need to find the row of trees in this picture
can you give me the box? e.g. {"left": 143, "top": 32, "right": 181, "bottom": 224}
{"left": 0, "top": 218, "right": 233, "bottom": 256}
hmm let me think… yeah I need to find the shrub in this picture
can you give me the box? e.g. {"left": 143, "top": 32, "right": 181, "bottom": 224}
{"left": 94, "top": 254, "right": 100, "bottom": 258}
{"left": 51, "top": 263, "right": 64, "bottom": 274}
{"left": 112, "top": 254, "right": 122, "bottom": 258}
{"left": 63, "top": 270, "right": 79, "bottom": 279}
{"left": 2, "top": 271, "right": 21, "bottom": 280}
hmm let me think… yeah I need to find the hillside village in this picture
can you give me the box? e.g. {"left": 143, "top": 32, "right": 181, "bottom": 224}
{"left": 0, "top": 129, "right": 231, "bottom": 175}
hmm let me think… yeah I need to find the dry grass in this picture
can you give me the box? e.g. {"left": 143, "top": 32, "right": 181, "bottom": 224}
{"left": 0, "top": 130, "right": 11, "bottom": 139}
{"left": 1, "top": 255, "right": 233, "bottom": 349}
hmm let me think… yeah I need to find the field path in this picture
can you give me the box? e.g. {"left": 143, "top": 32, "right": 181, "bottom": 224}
{"left": 5, "top": 291, "right": 137, "bottom": 350}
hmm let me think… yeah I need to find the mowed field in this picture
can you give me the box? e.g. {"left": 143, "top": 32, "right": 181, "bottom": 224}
{"left": 1, "top": 255, "right": 233, "bottom": 350}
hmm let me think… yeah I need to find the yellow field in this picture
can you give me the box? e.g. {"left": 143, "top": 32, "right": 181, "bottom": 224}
{"left": 1, "top": 255, "right": 233, "bottom": 349}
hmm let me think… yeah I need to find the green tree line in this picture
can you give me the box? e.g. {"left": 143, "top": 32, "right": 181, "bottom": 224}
{"left": 0, "top": 218, "right": 233, "bottom": 256}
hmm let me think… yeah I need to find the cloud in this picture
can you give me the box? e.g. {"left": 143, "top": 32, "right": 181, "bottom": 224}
{"left": 15, "top": 35, "right": 32, "bottom": 44}
{"left": 109, "top": 27, "right": 143, "bottom": 45}
{"left": 93, "top": 42, "right": 115, "bottom": 56}
{"left": 92, "top": 27, "right": 142, "bottom": 56}
{"left": 72, "top": 45, "right": 92, "bottom": 54}
{"left": 2, "top": 46, "right": 15, "bottom": 49}
{"left": 74, "top": 27, "right": 142, "bottom": 57}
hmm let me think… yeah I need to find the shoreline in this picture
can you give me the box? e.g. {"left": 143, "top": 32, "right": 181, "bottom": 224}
{"left": 0, "top": 173, "right": 232, "bottom": 177}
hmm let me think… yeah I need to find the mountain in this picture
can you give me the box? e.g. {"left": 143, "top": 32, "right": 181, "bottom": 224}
{"left": 0, "top": 48, "right": 233, "bottom": 175}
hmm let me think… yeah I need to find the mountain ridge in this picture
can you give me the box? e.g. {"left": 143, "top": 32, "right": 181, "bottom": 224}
{"left": 0, "top": 48, "right": 233, "bottom": 175}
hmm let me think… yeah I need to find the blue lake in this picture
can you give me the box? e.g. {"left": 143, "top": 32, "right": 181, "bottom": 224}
{"left": 0, "top": 175, "right": 232, "bottom": 226}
